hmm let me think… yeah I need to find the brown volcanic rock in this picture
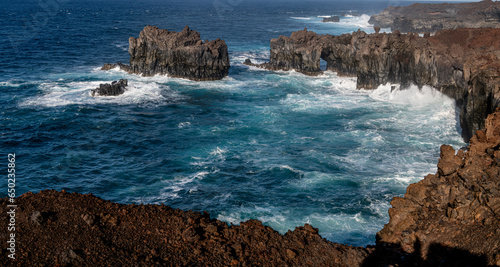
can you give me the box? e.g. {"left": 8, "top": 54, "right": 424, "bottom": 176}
{"left": 368, "top": 0, "right": 500, "bottom": 33}
{"left": 376, "top": 108, "right": 500, "bottom": 266}
{"left": 256, "top": 28, "right": 500, "bottom": 142}
{"left": 0, "top": 190, "right": 368, "bottom": 266}
{"left": 103, "top": 25, "right": 230, "bottom": 81}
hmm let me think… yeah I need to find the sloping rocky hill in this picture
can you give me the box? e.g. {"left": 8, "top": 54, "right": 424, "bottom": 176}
{"left": 368, "top": 0, "right": 500, "bottom": 33}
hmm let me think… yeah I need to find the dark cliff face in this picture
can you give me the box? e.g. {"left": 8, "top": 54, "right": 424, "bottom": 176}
{"left": 368, "top": 0, "right": 500, "bottom": 33}
{"left": 253, "top": 28, "right": 500, "bottom": 142}
{"left": 103, "top": 25, "right": 230, "bottom": 81}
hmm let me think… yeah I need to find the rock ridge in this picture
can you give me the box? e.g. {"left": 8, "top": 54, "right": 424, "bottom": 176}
{"left": 248, "top": 28, "right": 500, "bottom": 142}
{"left": 102, "top": 25, "right": 230, "bottom": 81}
{"left": 368, "top": 0, "right": 500, "bottom": 33}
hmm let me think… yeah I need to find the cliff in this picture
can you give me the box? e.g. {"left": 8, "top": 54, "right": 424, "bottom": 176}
{"left": 368, "top": 0, "right": 500, "bottom": 33}
{"left": 2, "top": 108, "right": 500, "bottom": 266}
{"left": 102, "top": 25, "right": 230, "bottom": 81}
{"left": 375, "top": 107, "right": 500, "bottom": 266}
{"left": 249, "top": 28, "right": 500, "bottom": 142}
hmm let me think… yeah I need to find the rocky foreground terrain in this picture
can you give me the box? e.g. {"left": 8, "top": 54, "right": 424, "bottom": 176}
{"left": 102, "top": 25, "right": 230, "bottom": 81}
{"left": 247, "top": 27, "right": 500, "bottom": 142}
{"left": 368, "top": 0, "right": 500, "bottom": 33}
{"left": 2, "top": 107, "right": 500, "bottom": 265}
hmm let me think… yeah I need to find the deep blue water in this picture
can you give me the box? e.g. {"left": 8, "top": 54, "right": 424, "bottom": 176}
{"left": 1, "top": 0, "right": 466, "bottom": 246}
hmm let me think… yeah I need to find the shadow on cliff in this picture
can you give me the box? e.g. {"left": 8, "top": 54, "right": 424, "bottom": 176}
{"left": 362, "top": 239, "right": 489, "bottom": 267}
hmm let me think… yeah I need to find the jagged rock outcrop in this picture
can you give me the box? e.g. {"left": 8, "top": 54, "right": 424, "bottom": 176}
{"left": 376, "top": 107, "right": 500, "bottom": 266}
{"left": 102, "top": 25, "right": 230, "bottom": 81}
{"left": 251, "top": 28, "right": 500, "bottom": 142}
{"left": 90, "top": 79, "right": 128, "bottom": 97}
{"left": 368, "top": 0, "right": 500, "bottom": 33}
{"left": 0, "top": 190, "right": 368, "bottom": 266}
{"left": 322, "top": 16, "right": 340, "bottom": 23}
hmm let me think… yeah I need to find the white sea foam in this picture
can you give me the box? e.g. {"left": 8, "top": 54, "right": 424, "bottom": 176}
{"left": 368, "top": 84, "right": 455, "bottom": 108}
{"left": 178, "top": 122, "right": 191, "bottom": 128}
{"left": 290, "top": 17, "right": 312, "bottom": 20}
{"left": 0, "top": 80, "right": 34, "bottom": 87}
{"left": 338, "top": 14, "right": 373, "bottom": 29}
{"left": 210, "top": 146, "right": 227, "bottom": 157}
{"left": 19, "top": 78, "right": 184, "bottom": 108}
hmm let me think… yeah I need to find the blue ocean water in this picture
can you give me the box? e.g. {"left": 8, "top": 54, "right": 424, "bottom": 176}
{"left": 1, "top": 0, "right": 466, "bottom": 246}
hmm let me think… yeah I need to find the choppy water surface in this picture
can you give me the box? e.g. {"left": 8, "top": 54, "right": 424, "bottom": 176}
{"left": 0, "top": 0, "right": 465, "bottom": 246}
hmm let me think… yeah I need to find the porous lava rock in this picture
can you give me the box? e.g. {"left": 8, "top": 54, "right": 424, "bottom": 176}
{"left": 102, "top": 25, "right": 230, "bottom": 81}
{"left": 90, "top": 79, "right": 128, "bottom": 97}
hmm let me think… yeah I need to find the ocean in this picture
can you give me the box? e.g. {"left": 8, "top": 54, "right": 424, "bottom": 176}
{"left": 1, "top": 0, "right": 466, "bottom": 246}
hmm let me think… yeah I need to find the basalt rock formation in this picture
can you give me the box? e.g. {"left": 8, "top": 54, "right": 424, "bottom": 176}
{"left": 249, "top": 28, "right": 500, "bottom": 142}
{"left": 368, "top": 0, "right": 500, "bottom": 33}
{"left": 375, "top": 107, "right": 500, "bottom": 266}
{"left": 90, "top": 79, "right": 128, "bottom": 97}
{"left": 102, "top": 25, "right": 230, "bottom": 81}
{"left": 322, "top": 16, "right": 340, "bottom": 23}
{"left": 2, "top": 109, "right": 500, "bottom": 266}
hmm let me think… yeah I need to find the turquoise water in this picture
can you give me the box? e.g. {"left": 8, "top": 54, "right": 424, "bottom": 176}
{"left": 0, "top": 0, "right": 465, "bottom": 246}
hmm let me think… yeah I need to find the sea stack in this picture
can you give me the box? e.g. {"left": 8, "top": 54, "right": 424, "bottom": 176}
{"left": 103, "top": 25, "right": 230, "bottom": 81}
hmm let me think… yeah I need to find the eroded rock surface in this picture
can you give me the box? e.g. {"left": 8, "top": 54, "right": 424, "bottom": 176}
{"left": 376, "top": 107, "right": 500, "bottom": 266}
{"left": 250, "top": 28, "right": 500, "bottom": 142}
{"left": 369, "top": 0, "right": 500, "bottom": 33}
{"left": 103, "top": 25, "right": 230, "bottom": 81}
{"left": 0, "top": 190, "right": 368, "bottom": 266}
{"left": 90, "top": 79, "right": 128, "bottom": 97}
{"left": 322, "top": 16, "right": 340, "bottom": 23}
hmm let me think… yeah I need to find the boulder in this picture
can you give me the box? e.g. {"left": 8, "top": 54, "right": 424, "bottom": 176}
{"left": 91, "top": 79, "right": 128, "bottom": 97}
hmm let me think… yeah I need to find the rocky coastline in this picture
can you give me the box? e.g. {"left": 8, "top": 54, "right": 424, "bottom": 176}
{"left": 368, "top": 0, "right": 500, "bottom": 33}
{"left": 247, "top": 27, "right": 500, "bottom": 142}
{"left": 2, "top": 108, "right": 500, "bottom": 266}
{"left": 102, "top": 25, "right": 230, "bottom": 81}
